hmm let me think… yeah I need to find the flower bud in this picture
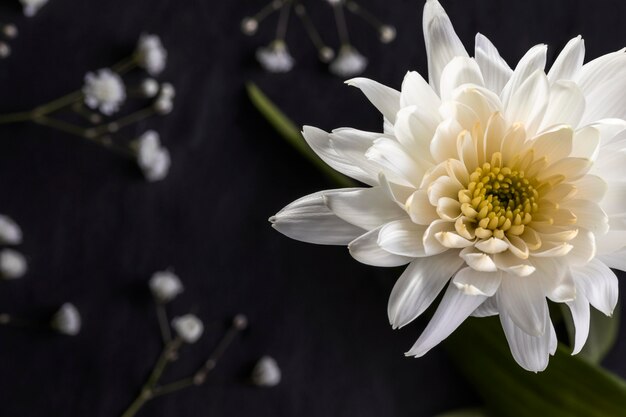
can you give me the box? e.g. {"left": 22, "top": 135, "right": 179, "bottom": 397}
{"left": 251, "top": 356, "right": 281, "bottom": 387}
{"left": 172, "top": 314, "right": 204, "bottom": 343}
{"left": 0, "top": 215, "right": 22, "bottom": 245}
{"left": 149, "top": 270, "right": 183, "bottom": 303}
{"left": 52, "top": 303, "right": 82, "bottom": 336}
{"left": 0, "top": 249, "right": 26, "bottom": 279}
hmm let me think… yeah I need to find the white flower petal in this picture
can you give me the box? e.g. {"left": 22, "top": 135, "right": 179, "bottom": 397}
{"left": 406, "top": 190, "right": 439, "bottom": 225}
{"left": 460, "top": 247, "right": 497, "bottom": 272}
{"left": 505, "top": 70, "right": 550, "bottom": 136}
{"left": 475, "top": 237, "right": 509, "bottom": 254}
{"left": 270, "top": 190, "right": 365, "bottom": 245}
{"left": 325, "top": 187, "right": 407, "bottom": 230}
{"left": 498, "top": 273, "right": 548, "bottom": 336}
{"left": 430, "top": 118, "right": 464, "bottom": 163}
{"left": 471, "top": 296, "right": 499, "bottom": 317}
{"left": 500, "top": 44, "right": 547, "bottom": 109}
{"left": 348, "top": 227, "right": 413, "bottom": 267}
{"left": 598, "top": 249, "right": 626, "bottom": 271}
{"left": 570, "top": 259, "right": 618, "bottom": 316}
{"left": 499, "top": 309, "right": 552, "bottom": 372}
{"left": 494, "top": 252, "right": 536, "bottom": 277}
{"left": 406, "top": 283, "right": 487, "bottom": 357}
{"left": 399, "top": 71, "right": 442, "bottom": 129}
{"left": 566, "top": 289, "right": 591, "bottom": 355}
{"left": 547, "top": 36, "right": 585, "bottom": 83}
{"left": 453, "top": 267, "right": 502, "bottom": 296}
{"left": 366, "top": 138, "right": 427, "bottom": 187}
{"left": 346, "top": 78, "right": 400, "bottom": 123}
{"left": 423, "top": 0, "right": 469, "bottom": 95}
{"left": 378, "top": 219, "right": 427, "bottom": 258}
{"left": 388, "top": 251, "right": 463, "bottom": 329}
{"left": 394, "top": 106, "right": 436, "bottom": 160}
{"left": 560, "top": 199, "right": 608, "bottom": 235}
{"left": 474, "top": 33, "right": 513, "bottom": 94}
{"left": 439, "top": 57, "right": 485, "bottom": 101}
{"left": 570, "top": 126, "right": 600, "bottom": 160}
{"left": 539, "top": 81, "right": 585, "bottom": 132}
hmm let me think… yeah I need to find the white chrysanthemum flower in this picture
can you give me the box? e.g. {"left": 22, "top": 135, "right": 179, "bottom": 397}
{"left": 0, "top": 215, "right": 22, "bottom": 245}
{"left": 83, "top": 69, "right": 126, "bottom": 116}
{"left": 251, "top": 356, "right": 282, "bottom": 387}
{"left": 330, "top": 45, "right": 368, "bottom": 77}
{"left": 149, "top": 270, "right": 183, "bottom": 302}
{"left": 0, "top": 249, "right": 27, "bottom": 279}
{"left": 136, "top": 130, "right": 171, "bottom": 182}
{"left": 51, "top": 303, "right": 81, "bottom": 336}
{"left": 256, "top": 41, "right": 295, "bottom": 73}
{"left": 271, "top": 0, "right": 626, "bottom": 372}
{"left": 172, "top": 314, "right": 204, "bottom": 343}
{"left": 20, "top": 0, "right": 48, "bottom": 17}
{"left": 136, "top": 34, "right": 167, "bottom": 76}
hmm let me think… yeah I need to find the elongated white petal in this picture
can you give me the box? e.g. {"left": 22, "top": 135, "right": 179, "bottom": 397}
{"left": 394, "top": 106, "right": 435, "bottom": 160}
{"left": 302, "top": 126, "right": 377, "bottom": 185}
{"left": 499, "top": 309, "right": 552, "bottom": 372}
{"left": 406, "top": 283, "right": 487, "bottom": 357}
{"left": 570, "top": 126, "right": 600, "bottom": 160}
{"left": 475, "top": 33, "right": 513, "bottom": 94}
{"left": 575, "top": 49, "right": 626, "bottom": 96}
{"left": 566, "top": 289, "right": 591, "bottom": 355}
{"left": 547, "top": 36, "right": 585, "bottom": 83}
{"left": 598, "top": 249, "right": 626, "bottom": 271}
{"left": 388, "top": 250, "right": 463, "bottom": 329}
{"left": 505, "top": 70, "right": 550, "bottom": 136}
{"left": 378, "top": 219, "right": 427, "bottom": 258}
{"left": 399, "top": 71, "right": 442, "bottom": 129}
{"left": 539, "top": 81, "right": 585, "bottom": 131}
{"left": 270, "top": 190, "right": 365, "bottom": 245}
{"left": 366, "top": 138, "right": 427, "bottom": 188}
{"left": 498, "top": 274, "right": 548, "bottom": 336}
{"left": 460, "top": 247, "right": 498, "bottom": 272}
{"left": 475, "top": 237, "right": 509, "bottom": 254}
{"left": 439, "top": 57, "right": 485, "bottom": 101}
{"left": 561, "top": 199, "right": 608, "bottom": 235}
{"left": 423, "top": 0, "right": 469, "bottom": 95}
{"left": 501, "top": 44, "right": 547, "bottom": 109}
{"left": 348, "top": 227, "right": 413, "bottom": 267}
{"left": 430, "top": 118, "right": 464, "bottom": 163}
{"left": 472, "top": 296, "right": 498, "bottom": 317}
{"left": 346, "top": 78, "right": 400, "bottom": 123}
{"left": 453, "top": 267, "right": 502, "bottom": 296}
{"left": 570, "top": 259, "right": 618, "bottom": 316}
{"left": 600, "top": 181, "right": 626, "bottom": 216}
{"left": 325, "top": 187, "right": 407, "bottom": 230}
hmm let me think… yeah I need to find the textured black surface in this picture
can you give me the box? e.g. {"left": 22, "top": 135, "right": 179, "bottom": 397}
{"left": 0, "top": 0, "right": 625, "bottom": 416}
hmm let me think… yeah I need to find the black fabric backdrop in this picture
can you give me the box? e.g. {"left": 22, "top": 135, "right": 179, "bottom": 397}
{"left": 0, "top": 0, "right": 625, "bottom": 416}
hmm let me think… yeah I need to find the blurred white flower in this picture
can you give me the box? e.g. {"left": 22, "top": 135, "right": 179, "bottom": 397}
{"left": 0, "top": 249, "right": 27, "bottom": 279}
{"left": 251, "top": 356, "right": 281, "bottom": 387}
{"left": 272, "top": 0, "right": 626, "bottom": 372}
{"left": 172, "top": 314, "right": 204, "bottom": 343}
{"left": 141, "top": 78, "right": 160, "bottom": 98}
{"left": 52, "top": 303, "right": 81, "bottom": 336}
{"left": 83, "top": 68, "right": 126, "bottom": 116}
{"left": 136, "top": 34, "right": 167, "bottom": 76}
{"left": 256, "top": 41, "right": 294, "bottom": 73}
{"left": 149, "top": 270, "right": 183, "bottom": 302}
{"left": 0, "top": 215, "right": 22, "bottom": 245}
{"left": 329, "top": 45, "right": 367, "bottom": 77}
{"left": 20, "top": 0, "right": 48, "bottom": 17}
{"left": 136, "top": 130, "right": 171, "bottom": 182}
{"left": 153, "top": 82, "right": 175, "bottom": 115}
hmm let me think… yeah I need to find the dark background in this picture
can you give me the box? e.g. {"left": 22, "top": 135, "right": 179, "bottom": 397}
{"left": 0, "top": 0, "right": 625, "bottom": 416}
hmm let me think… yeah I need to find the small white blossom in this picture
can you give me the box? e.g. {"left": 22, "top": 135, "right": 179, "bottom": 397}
{"left": 325, "top": 0, "right": 344, "bottom": 5}
{"left": 256, "top": 41, "right": 294, "bottom": 73}
{"left": 136, "top": 34, "right": 167, "bottom": 76}
{"left": 0, "top": 215, "right": 22, "bottom": 245}
{"left": 20, "top": 0, "right": 48, "bottom": 17}
{"left": 51, "top": 303, "right": 81, "bottom": 336}
{"left": 141, "top": 78, "right": 159, "bottom": 98}
{"left": 172, "top": 314, "right": 204, "bottom": 343}
{"left": 149, "top": 270, "right": 183, "bottom": 302}
{"left": 136, "top": 130, "right": 171, "bottom": 182}
{"left": 329, "top": 45, "right": 367, "bottom": 77}
{"left": 241, "top": 17, "right": 258, "bottom": 35}
{"left": 251, "top": 356, "right": 281, "bottom": 387}
{"left": 153, "top": 83, "right": 175, "bottom": 115}
{"left": 160, "top": 83, "right": 175, "bottom": 99}
{"left": 83, "top": 69, "right": 126, "bottom": 116}
{"left": 0, "top": 249, "right": 27, "bottom": 279}
{"left": 0, "top": 42, "right": 10, "bottom": 59}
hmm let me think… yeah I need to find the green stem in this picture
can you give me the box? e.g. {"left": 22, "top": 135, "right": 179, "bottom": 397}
{"left": 0, "top": 111, "right": 33, "bottom": 125}
{"left": 120, "top": 338, "right": 182, "bottom": 417}
{"left": 92, "top": 107, "right": 156, "bottom": 136}
{"left": 33, "top": 91, "right": 84, "bottom": 117}
{"left": 151, "top": 378, "right": 195, "bottom": 398}
{"left": 33, "top": 116, "right": 88, "bottom": 137}
{"left": 112, "top": 56, "right": 138, "bottom": 75}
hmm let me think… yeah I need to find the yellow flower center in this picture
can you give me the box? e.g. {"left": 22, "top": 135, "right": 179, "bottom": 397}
{"left": 458, "top": 152, "right": 538, "bottom": 240}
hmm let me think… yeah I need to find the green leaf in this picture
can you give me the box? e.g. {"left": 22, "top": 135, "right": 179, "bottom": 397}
{"left": 445, "top": 317, "right": 626, "bottom": 417}
{"left": 246, "top": 82, "right": 357, "bottom": 188}
{"left": 562, "top": 301, "right": 621, "bottom": 364}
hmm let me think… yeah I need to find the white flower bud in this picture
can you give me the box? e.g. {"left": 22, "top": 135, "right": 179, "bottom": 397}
{"left": 256, "top": 41, "right": 294, "bottom": 73}
{"left": 20, "top": 0, "right": 48, "bottom": 17}
{"left": 3, "top": 24, "right": 18, "bottom": 39}
{"left": 136, "top": 130, "right": 171, "bottom": 181}
{"left": 154, "top": 97, "right": 173, "bottom": 115}
{"left": 141, "top": 78, "right": 160, "bottom": 98}
{"left": 136, "top": 34, "right": 167, "bottom": 76}
{"left": 379, "top": 25, "right": 397, "bottom": 44}
{"left": 0, "top": 249, "right": 27, "bottom": 279}
{"left": 0, "top": 42, "right": 10, "bottom": 59}
{"left": 172, "top": 314, "right": 204, "bottom": 343}
{"left": 160, "top": 83, "right": 176, "bottom": 99}
{"left": 0, "top": 215, "right": 22, "bottom": 245}
{"left": 83, "top": 68, "right": 126, "bottom": 116}
{"left": 52, "top": 303, "right": 82, "bottom": 336}
{"left": 149, "top": 270, "right": 183, "bottom": 302}
{"left": 241, "top": 18, "right": 258, "bottom": 35}
{"left": 318, "top": 46, "right": 335, "bottom": 63}
{"left": 251, "top": 356, "right": 281, "bottom": 387}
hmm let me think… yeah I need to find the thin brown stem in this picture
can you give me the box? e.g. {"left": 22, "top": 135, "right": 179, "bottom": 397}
{"left": 155, "top": 302, "right": 172, "bottom": 345}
